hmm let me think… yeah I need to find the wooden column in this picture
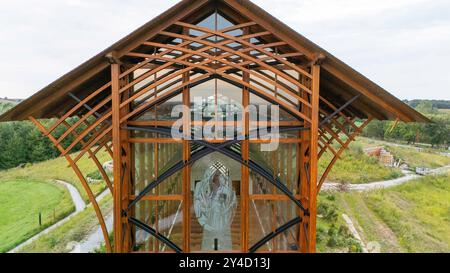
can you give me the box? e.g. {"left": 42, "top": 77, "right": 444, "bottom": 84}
{"left": 121, "top": 66, "right": 132, "bottom": 252}
{"left": 181, "top": 25, "right": 191, "bottom": 252}
{"left": 299, "top": 73, "right": 310, "bottom": 252}
{"left": 298, "top": 62, "right": 320, "bottom": 253}
{"left": 111, "top": 62, "right": 123, "bottom": 253}
{"left": 182, "top": 69, "right": 191, "bottom": 252}
{"left": 241, "top": 27, "right": 250, "bottom": 251}
{"left": 308, "top": 63, "right": 320, "bottom": 252}
{"left": 241, "top": 74, "right": 250, "bottom": 252}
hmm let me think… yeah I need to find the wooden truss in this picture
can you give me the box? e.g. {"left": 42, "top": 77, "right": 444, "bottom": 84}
{"left": 27, "top": 8, "right": 372, "bottom": 253}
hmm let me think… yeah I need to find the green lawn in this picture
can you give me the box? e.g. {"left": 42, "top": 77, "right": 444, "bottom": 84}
{"left": 18, "top": 195, "right": 112, "bottom": 253}
{"left": 333, "top": 172, "right": 450, "bottom": 253}
{"left": 0, "top": 179, "right": 74, "bottom": 252}
{"left": 0, "top": 149, "right": 110, "bottom": 252}
{"left": 359, "top": 137, "right": 450, "bottom": 169}
{"left": 319, "top": 140, "right": 403, "bottom": 184}
{"left": 0, "top": 150, "right": 109, "bottom": 203}
{"left": 387, "top": 146, "right": 450, "bottom": 169}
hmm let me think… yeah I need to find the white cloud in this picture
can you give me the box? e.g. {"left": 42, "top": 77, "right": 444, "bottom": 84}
{"left": 0, "top": 0, "right": 448, "bottom": 100}
{"left": 263, "top": 0, "right": 428, "bottom": 23}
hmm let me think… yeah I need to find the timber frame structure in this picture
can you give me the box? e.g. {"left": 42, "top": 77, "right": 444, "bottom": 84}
{"left": 0, "top": 0, "right": 429, "bottom": 253}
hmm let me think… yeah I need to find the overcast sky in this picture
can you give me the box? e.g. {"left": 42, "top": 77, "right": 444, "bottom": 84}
{"left": 0, "top": 0, "right": 449, "bottom": 100}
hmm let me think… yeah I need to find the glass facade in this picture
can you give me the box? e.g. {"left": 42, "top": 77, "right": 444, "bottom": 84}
{"left": 127, "top": 10, "right": 306, "bottom": 253}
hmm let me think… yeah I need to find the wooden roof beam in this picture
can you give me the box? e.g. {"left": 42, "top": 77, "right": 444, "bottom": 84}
{"left": 322, "top": 63, "right": 411, "bottom": 122}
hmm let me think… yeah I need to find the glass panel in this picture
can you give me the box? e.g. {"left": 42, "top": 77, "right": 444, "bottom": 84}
{"left": 190, "top": 152, "right": 241, "bottom": 251}
{"left": 132, "top": 94, "right": 183, "bottom": 122}
{"left": 217, "top": 80, "right": 243, "bottom": 140}
{"left": 190, "top": 12, "right": 239, "bottom": 48}
{"left": 190, "top": 80, "right": 216, "bottom": 122}
{"left": 133, "top": 200, "right": 183, "bottom": 252}
{"left": 132, "top": 142, "right": 183, "bottom": 196}
{"left": 250, "top": 93, "right": 297, "bottom": 122}
{"left": 249, "top": 143, "right": 299, "bottom": 194}
{"left": 190, "top": 79, "right": 244, "bottom": 139}
{"left": 217, "top": 13, "right": 234, "bottom": 30}
{"left": 133, "top": 200, "right": 157, "bottom": 252}
{"left": 249, "top": 200, "right": 299, "bottom": 252}
{"left": 133, "top": 68, "right": 153, "bottom": 93}
{"left": 159, "top": 199, "right": 183, "bottom": 252}
{"left": 217, "top": 79, "right": 243, "bottom": 119}
{"left": 131, "top": 68, "right": 184, "bottom": 122}
{"left": 133, "top": 142, "right": 156, "bottom": 195}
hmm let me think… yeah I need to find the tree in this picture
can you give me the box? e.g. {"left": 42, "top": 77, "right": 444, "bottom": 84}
{"left": 363, "top": 120, "right": 386, "bottom": 139}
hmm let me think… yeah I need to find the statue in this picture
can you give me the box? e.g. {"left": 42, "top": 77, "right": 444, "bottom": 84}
{"left": 194, "top": 164, "right": 237, "bottom": 250}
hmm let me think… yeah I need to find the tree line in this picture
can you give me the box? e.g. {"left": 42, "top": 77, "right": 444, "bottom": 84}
{"left": 362, "top": 101, "right": 450, "bottom": 148}
{"left": 1, "top": 100, "right": 449, "bottom": 171}
{"left": 0, "top": 102, "right": 84, "bottom": 170}
{"left": 404, "top": 99, "right": 450, "bottom": 110}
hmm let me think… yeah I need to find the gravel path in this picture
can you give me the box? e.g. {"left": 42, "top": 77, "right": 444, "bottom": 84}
{"left": 71, "top": 213, "right": 113, "bottom": 253}
{"left": 9, "top": 180, "right": 87, "bottom": 253}
{"left": 67, "top": 188, "right": 112, "bottom": 253}
{"left": 322, "top": 165, "right": 449, "bottom": 192}
{"left": 342, "top": 214, "right": 368, "bottom": 253}
{"left": 56, "top": 180, "right": 86, "bottom": 212}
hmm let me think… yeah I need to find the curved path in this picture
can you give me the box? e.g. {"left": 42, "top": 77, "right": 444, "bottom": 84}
{"left": 9, "top": 180, "right": 112, "bottom": 253}
{"left": 8, "top": 180, "right": 87, "bottom": 253}
{"left": 56, "top": 180, "right": 86, "bottom": 211}
{"left": 322, "top": 165, "right": 450, "bottom": 192}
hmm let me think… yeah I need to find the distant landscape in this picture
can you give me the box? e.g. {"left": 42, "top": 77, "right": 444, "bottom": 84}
{"left": 0, "top": 99, "right": 449, "bottom": 253}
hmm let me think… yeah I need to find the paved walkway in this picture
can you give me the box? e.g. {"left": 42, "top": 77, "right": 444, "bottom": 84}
{"left": 9, "top": 180, "right": 87, "bottom": 253}
{"left": 9, "top": 181, "right": 110, "bottom": 253}
{"left": 67, "top": 188, "right": 112, "bottom": 253}
{"left": 323, "top": 165, "right": 450, "bottom": 192}
{"left": 56, "top": 180, "right": 86, "bottom": 211}
{"left": 72, "top": 213, "right": 113, "bottom": 253}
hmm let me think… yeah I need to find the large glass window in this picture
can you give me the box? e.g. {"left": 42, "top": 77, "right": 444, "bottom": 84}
{"left": 127, "top": 10, "right": 307, "bottom": 252}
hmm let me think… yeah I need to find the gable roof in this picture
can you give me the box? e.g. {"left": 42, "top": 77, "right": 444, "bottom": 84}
{"left": 0, "top": 0, "right": 430, "bottom": 123}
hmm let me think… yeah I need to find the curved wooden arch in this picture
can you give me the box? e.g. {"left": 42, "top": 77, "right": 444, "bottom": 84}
{"left": 24, "top": 12, "right": 378, "bottom": 253}
{"left": 46, "top": 17, "right": 314, "bottom": 157}
{"left": 29, "top": 117, "right": 112, "bottom": 253}
{"left": 317, "top": 102, "right": 374, "bottom": 192}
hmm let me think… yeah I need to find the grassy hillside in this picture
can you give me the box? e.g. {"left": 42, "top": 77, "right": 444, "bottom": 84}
{"left": 0, "top": 179, "right": 74, "bottom": 252}
{"left": 317, "top": 193, "right": 362, "bottom": 253}
{"left": 334, "top": 172, "right": 450, "bottom": 253}
{"left": 0, "top": 150, "right": 111, "bottom": 253}
{"left": 0, "top": 150, "right": 109, "bottom": 203}
{"left": 319, "top": 140, "right": 403, "bottom": 184}
{"left": 18, "top": 195, "right": 112, "bottom": 253}
{"left": 360, "top": 137, "right": 450, "bottom": 169}
{"left": 0, "top": 102, "right": 14, "bottom": 115}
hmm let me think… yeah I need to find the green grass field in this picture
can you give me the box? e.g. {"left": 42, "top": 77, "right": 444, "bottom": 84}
{"left": 1, "top": 135, "right": 447, "bottom": 253}
{"left": 18, "top": 195, "right": 112, "bottom": 253}
{"left": 317, "top": 193, "right": 362, "bottom": 253}
{"left": 0, "top": 179, "right": 74, "bottom": 252}
{"left": 0, "top": 149, "right": 111, "bottom": 253}
{"left": 334, "top": 172, "right": 450, "bottom": 253}
{"left": 0, "top": 150, "right": 109, "bottom": 203}
{"left": 319, "top": 140, "right": 403, "bottom": 184}
{"left": 359, "top": 137, "right": 450, "bottom": 169}
{"left": 387, "top": 146, "right": 450, "bottom": 169}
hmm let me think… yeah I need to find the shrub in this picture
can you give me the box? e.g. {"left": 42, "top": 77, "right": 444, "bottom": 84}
{"left": 86, "top": 170, "right": 103, "bottom": 180}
